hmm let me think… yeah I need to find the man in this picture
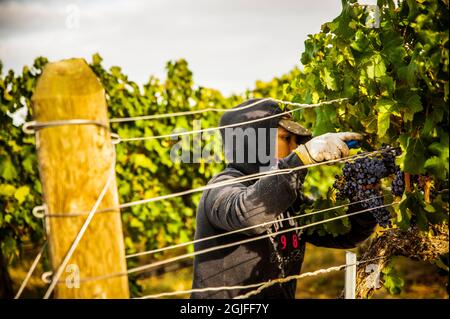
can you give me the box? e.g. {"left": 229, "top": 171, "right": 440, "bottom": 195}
{"left": 191, "top": 99, "right": 377, "bottom": 298}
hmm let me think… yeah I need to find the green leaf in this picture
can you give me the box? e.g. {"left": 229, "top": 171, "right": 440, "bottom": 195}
{"left": 425, "top": 195, "right": 448, "bottom": 225}
{"left": 1, "top": 236, "right": 17, "bottom": 257}
{"left": 381, "top": 26, "right": 406, "bottom": 66}
{"left": 129, "top": 218, "right": 144, "bottom": 231}
{"left": 22, "top": 155, "right": 36, "bottom": 175}
{"left": 0, "top": 157, "right": 18, "bottom": 181}
{"left": 402, "top": 94, "right": 423, "bottom": 122}
{"left": 343, "top": 74, "right": 357, "bottom": 97}
{"left": 350, "top": 30, "right": 370, "bottom": 52}
{"left": 424, "top": 156, "right": 447, "bottom": 180}
{"left": 413, "top": 201, "right": 429, "bottom": 231}
{"left": 397, "top": 193, "right": 412, "bottom": 230}
{"left": 397, "top": 190, "right": 431, "bottom": 231}
{"left": 92, "top": 53, "right": 103, "bottom": 66}
{"left": 301, "top": 39, "right": 315, "bottom": 65}
{"left": 366, "top": 54, "right": 386, "bottom": 80}
{"left": 420, "top": 117, "right": 434, "bottom": 136}
{"left": 424, "top": 140, "right": 449, "bottom": 180}
{"left": 379, "top": 76, "right": 395, "bottom": 97}
{"left": 313, "top": 105, "right": 336, "bottom": 136}
{"left": 398, "top": 60, "right": 418, "bottom": 86}
{"left": 383, "top": 273, "right": 404, "bottom": 295}
{"left": 131, "top": 154, "right": 157, "bottom": 173}
{"left": 403, "top": 137, "right": 426, "bottom": 174}
{"left": 118, "top": 182, "right": 131, "bottom": 197}
{"left": 382, "top": 260, "right": 404, "bottom": 295}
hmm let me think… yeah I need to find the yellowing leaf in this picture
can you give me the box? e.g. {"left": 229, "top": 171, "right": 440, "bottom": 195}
{"left": 0, "top": 184, "right": 16, "bottom": 197}
{"left": 312, "top": 91, "right": 320, "bottom": 103}
{"left": 131, "top": 154, "right": 156, "bottom": 172}
{"left": 320, "top": 67, "right": 337, "bottom": 91}
{"left": 377, "top": 111, "right": 390, "bottom": 136}
{"left": 375, "top": 98, "right": 396, "bottom": 136}
{"left": 366, "top": 54, "right": 386, "bottom": 79}
{"left": 14, "top": 186, "right": 30, "bottom": 204}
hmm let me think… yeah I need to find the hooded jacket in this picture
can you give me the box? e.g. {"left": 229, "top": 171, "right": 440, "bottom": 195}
{"left": 191, "top": 99, "right": 377, "bottom": 299}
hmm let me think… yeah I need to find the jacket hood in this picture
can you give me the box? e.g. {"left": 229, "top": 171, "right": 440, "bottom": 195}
{"left": 219, "top": 98, "right": 284, "bottom": 175}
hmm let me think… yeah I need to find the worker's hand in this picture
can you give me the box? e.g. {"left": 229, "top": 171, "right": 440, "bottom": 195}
{"left": 293, "top": 132, "right": 363, "bottom": 165}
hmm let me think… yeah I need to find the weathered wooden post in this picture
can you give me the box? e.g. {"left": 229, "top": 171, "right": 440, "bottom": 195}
{"left": 31, "top": 58, "right": 129, "bottom": 298}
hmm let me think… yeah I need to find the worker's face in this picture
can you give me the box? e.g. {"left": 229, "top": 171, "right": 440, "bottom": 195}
{"left": 277, "top": 126, "right": 298, "bottom": 158}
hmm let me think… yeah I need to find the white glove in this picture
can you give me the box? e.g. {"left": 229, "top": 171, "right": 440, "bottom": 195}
{"left": 293, "top": 132, "right": 363, "bottom": 164}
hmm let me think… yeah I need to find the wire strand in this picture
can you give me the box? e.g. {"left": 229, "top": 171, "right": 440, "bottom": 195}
{"left": 22, "top": 119, "right": 109, "bottom": 134}
{"left": 22, "top": 98, "right": 347, "bottom": 135}
{"left": 233, "top": 256, "right": 387, "bottom": 299}
{"left": 108, "top": 97, "right": 347, "bottom": 124}
{"left": 115, "top": 98, "right": 348, "bottom": 142}
{"left": 14, "top": 241, "right": 48, "bottom": 299}
{"left": 137, "top": 283, "right": 265, "bottom": 299}
{"left": 109, "top": 98, "right": 272, "bottom": 123}
{"left": 47, "top": 201, "right": 396, "bottom": 285}
{"left": 119, "top": 150, "right": 382, "bottom": 209}
{"left": 125, "top": 203, "right": 396, "bottom": 277}
{"left": 136, "top": 256, "right": 386, "bottom": 299}
{"left": 125, "top": 194, "right": 387, "bottom": 259}
{"left": 39, "top": 150, "right": 383, "bottom": 218}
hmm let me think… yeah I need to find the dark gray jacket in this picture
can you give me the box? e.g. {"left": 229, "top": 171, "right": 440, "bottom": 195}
{"left": 191, "top": 99, "right": 376, "bottom": 299}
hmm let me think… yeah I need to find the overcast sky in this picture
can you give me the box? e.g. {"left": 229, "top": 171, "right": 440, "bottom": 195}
{"left": 0, "top": 0, "right": 350, "bottom": 95}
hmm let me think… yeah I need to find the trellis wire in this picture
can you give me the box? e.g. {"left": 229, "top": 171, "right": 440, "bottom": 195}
{"left": 44, "top": 201, "right": 397, "bottom": 285}
{"left": 35, "top": 150, "right": 383, "bottom": 218}
{"left": 108, "top": 98, "right": 275, "bottom": 123}
{"left": 233, "top": 256, "right": 387, "bottom": 299}
{"left": 22, "top": 98, "right": 348, "bottom": 135}
{"left": 109, "top": 97, "right": 347, "bottom": 123}
{"left": 14, "top": 242, "right": 47, "bottom": 299}
{"left": 126, "top": 194, "right": 387, "bottom": 259}
{"left": 136, "top": 256, "right": 386, "bottom": 299}
{"left": 115, "top": 98, "right": 348, "bottom": 142}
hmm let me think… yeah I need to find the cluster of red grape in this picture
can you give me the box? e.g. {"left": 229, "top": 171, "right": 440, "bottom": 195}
{"left": 333, "top": 145, "right": 404, "bottom": 228}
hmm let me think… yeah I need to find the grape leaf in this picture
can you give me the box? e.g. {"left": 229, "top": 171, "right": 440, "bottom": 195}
{"left": 0, "top": 157, "right": 18, "bottom": 181}
{"left": 402, "top": 94, "right": 423, "bottom": 122}
{"left": 313, "top": 105, "right": 336, "bottom": 136}
{"left": 375, "top": 98, "right": 396, "bottom": 136}
{"left": 320, "top": 67, "right": 338, "bottom": 91}
{"left": 403, "top": 137, "right": 426, "bottom": 174}
{"left": 367, "top": 54, "right": 386, "bottom": 80}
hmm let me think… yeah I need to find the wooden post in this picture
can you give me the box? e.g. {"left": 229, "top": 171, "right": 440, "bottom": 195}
{"left": 345, "top": 251, "right": 357, "bottom": 299}
{"left": 31, "top": 58, "right": 129, "bottom": 298}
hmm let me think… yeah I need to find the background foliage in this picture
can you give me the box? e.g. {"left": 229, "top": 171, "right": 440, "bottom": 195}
{"left": 285, "top": 0, "right": 448, "bottom": 236}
